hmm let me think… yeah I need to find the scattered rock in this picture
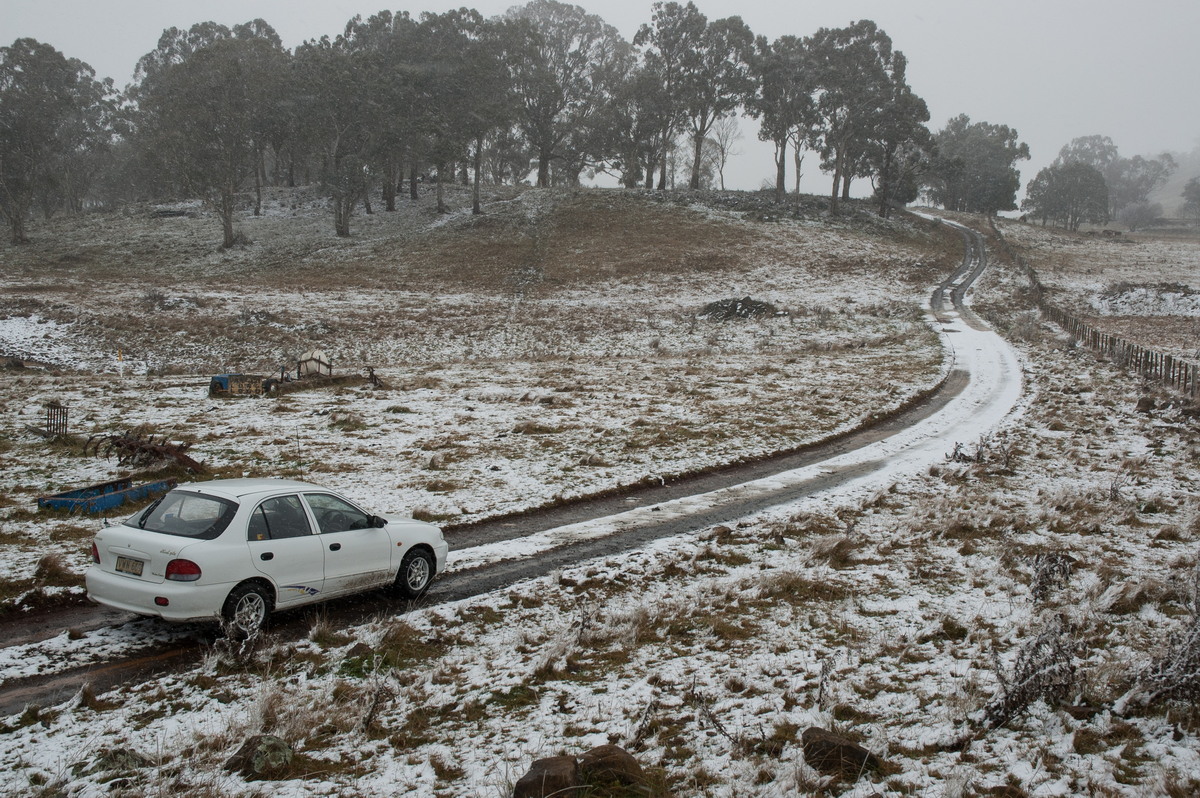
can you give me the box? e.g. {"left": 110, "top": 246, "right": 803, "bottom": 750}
{"left": 801, "top": 726, "right": 885, "bottom": 780}
{"left": 84, "top": 747, "right": 151, "bottom": 776}
{"left": 512, "top": 755, "right": 582, "bottom": 798}
{"left": 223, "top": 734, "right": 294, "bottom": 779}
{"left": 579, "top": 744, "right": 644, "bottom": 787}
{"left": 344, "top": 642, "right": 373, "bottom": 659}
{"left": 699, "top": 296, "right": 781, "bottom": 321}
{"left": 1062, "top": 704, "right": 1102, "bottom": 720}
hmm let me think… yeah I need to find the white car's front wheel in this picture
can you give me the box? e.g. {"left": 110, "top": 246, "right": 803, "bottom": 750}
{"left": 223, "top": 582, "right": 273, "bottom": 637}
{"left": 395, "top": 548, "right": 434, "bottom": 599}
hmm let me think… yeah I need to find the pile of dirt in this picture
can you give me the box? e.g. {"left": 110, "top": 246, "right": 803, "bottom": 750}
{"left": 698, "top": 296, "right": 783, "bottom": 320}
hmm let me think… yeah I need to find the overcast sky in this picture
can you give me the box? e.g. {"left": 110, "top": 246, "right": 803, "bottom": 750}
{"left": 4, "top": 0, "right": 1199, "bottom": 196}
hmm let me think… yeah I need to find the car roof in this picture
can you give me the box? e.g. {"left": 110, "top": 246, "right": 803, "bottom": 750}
{"left": 174, "top": 478, "right": 323, "bottom": 501}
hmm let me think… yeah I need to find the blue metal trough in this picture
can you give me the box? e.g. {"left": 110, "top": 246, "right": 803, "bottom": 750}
{"left": 38, "top": 477, "right": 177, "bottom": 515}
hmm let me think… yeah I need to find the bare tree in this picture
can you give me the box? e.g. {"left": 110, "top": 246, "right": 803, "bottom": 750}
{"left": 710, "top": 114, "right": 742, "bottom": 190}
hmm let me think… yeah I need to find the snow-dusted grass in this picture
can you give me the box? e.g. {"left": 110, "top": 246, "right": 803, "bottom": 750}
{"left": 4, "top": 331, "right": 1197, "bottom": 797}
{"left": 0, "top": 187, "right": 948, "bottom": 591}
{"left": 994, "top": 218, "right": 1200, "bottom": 360}
{"left": 2, "top": 196, "right": 1198, "bottom": 796}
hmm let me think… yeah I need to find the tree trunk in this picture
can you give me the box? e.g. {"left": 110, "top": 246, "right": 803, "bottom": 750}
{"left": 690, "top": 132, "right": 704, "bottom": 190}
{"left": 774, "top": 136, "right": 787, "bottom": 205}
{"left": 221, "top": 212, "right": 235, "bottom": 249}
{"left": 7, "top": 210, "right": 28, "bottom": 245}
{"left": 217, "top": 189, "right": 236, "bottom": 249}
{"left": 793, "top": 147, "right": 803, "bottom": 194}
{"left": 537, "top": 144, "right": 551, "bottom": 188}
{"left": 409, "top": 161, "right": 419, "bottom": 201}
{"left": 830, "top": 148, "right": 843, "bottom": 214}
{"left": 334, "top": 194, "right": 352, "bottom": 237}
{"left": 472, "top": 137, "right": 483, "bottom": 215}
{"left": 253, "top": 151, "right": 263, "bottom": 217}
{"left": 383, "top": 156, "right": 397, "bottom": 212}
{"left": 657, "top": 126, "right": 671, "bottom": 190}
{"left": 436, "top": 162, "right": 447, "bottom": 214}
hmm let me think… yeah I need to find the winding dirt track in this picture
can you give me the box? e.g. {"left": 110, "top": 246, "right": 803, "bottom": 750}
{"left": 0, "top": 217, "right": 1022, "bottom": 715}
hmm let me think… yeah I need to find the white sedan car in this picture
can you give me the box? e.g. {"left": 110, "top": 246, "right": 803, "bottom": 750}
{"left": 86, "top": 479, "right": 449, "bottom": 635}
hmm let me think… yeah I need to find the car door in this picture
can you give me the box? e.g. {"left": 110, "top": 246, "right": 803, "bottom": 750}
{"left": 246, "top": 494, "right": 325, "bottom": 606}
{"left": 302, "top": 492, "right": 393, "bottom": 596}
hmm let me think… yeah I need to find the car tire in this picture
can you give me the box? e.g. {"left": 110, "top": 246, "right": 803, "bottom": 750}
{"left": 222, "top": 582, "right": 273, "bottom": 638}
{"left": 394, "top": 548, "right": 434, "bottom": 599}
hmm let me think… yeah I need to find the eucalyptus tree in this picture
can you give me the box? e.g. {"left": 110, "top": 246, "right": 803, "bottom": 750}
{"left": 341, "top": 11, "right": 420, "bottom": 211}
{"left": 1053, "top": 135, "right": 1119, "bottom": 176}
{"left": 293, "top": 34, "right": 375, "bottom": 236}
{"left": 634, "top": 1, "right": 705, "bottom": 189}
{"left": 804, "top": 20, "right": 903, "bottom": 213}
{"left": 601, "top": 62, "right": 669, "bottom": 188}
{"left": 505, "top": 0, "right": 631, "bottom": 188}
{"left": 926, "top": 114, "right": 1029, "bottom": 214}
{"left": 680, "top": 14, "right": 753, "bottom": 190}
{"left": 862, "top": 51, "right": 930, "bottom": 217}
{"left": 416, "top": 9, "right": 515, "bottom": 212}
{"left": 1107, "top": 153, "right": 1175, "bottom": 216}
{"left": 633, "top": 1, "right": 754, "bottom": 190}
{"left": 1054, "top": 135, "right": 1175, "bottom": 217}
{"left": 0, "top": 38, "right": 114, "bottom": 243}
{"left": 1022, "top": 162, "right": 1108, "bottom": 230}
{"left": 232, "top": 21, "right": 291, "bottom": 215}
{"left": 132, "top": 21, "right": 238, "bottom": 87}
{"left": 747, "top": 35, "right": 813, "bottom": 203}
{"left": 1183, "top": 176, "right": 1200, "bottom": 220}
{"left": 133, "top": 21, "right": 286, "bottom": 246}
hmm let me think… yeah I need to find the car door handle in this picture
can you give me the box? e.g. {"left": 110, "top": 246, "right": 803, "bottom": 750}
{"left": 329, "top": 543, "right": 341, "bottom": 551}
{"left": 260, "top": 552, "right": 274, "bottom": 561}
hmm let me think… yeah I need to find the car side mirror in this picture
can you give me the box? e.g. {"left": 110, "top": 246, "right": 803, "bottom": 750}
{"left": 369, "top": 515, "right": 387, "bottom": 528}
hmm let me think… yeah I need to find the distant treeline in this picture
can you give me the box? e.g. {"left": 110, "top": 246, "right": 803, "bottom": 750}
{"left": 0, "top": 1, "right": 1087, "bottom": 245}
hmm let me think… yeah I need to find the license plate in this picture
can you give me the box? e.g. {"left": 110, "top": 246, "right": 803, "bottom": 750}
{"left": 115, "top": 556, "right": 145, "bottom": 577}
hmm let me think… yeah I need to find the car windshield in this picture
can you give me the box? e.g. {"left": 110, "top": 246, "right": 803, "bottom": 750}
{"left": 126, "top": 490, "right": 238, "bottom": 540}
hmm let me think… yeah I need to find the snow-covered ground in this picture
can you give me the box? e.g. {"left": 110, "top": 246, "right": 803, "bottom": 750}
{"left": 995, "top": 219, "right": 1200, "bottom": 360}
{"left": 1, "top": 196, "right": 1198, "bottom": 796}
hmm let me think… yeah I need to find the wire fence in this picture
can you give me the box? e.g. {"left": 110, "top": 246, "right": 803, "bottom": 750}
{"left": 989, "top": 219, "right": 1200, "bottom": 398}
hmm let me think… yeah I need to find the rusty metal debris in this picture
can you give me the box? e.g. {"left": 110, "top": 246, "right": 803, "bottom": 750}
{"left": 364, "top": 366, "right": 389, "bottom": 390}
{"left": 85, "top": 428, "right": 207, "bottom": 474}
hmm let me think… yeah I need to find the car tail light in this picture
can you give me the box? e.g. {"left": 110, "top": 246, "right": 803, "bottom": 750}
{"left": 165, "top": 559, "right": 202, "bottom": 582}
{"left": 91, "top": 541, "right": 100, "bottom": 564}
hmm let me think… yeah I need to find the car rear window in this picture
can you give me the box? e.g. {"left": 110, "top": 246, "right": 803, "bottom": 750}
{"left": 126, "top": 490, "right": 238, "bottom": 540}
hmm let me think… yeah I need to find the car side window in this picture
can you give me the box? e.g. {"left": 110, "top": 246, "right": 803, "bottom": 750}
{"left": 248, "top": 495, "right": 313, "bottom": 541}
{"left": 303, "top": 493, "right": 371, "bottom": 534}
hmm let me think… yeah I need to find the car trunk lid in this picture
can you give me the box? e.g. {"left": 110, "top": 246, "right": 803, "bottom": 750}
{"left": 93, "top": 524, "right": 196, "bottom": 586}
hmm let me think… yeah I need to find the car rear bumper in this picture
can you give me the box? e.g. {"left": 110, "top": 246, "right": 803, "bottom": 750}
{"left": 86, "top": 566, "right": 232, "bottom": 623}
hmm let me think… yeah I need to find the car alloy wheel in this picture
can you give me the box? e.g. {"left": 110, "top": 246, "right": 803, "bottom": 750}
{"left": 397, "top": 549, "right": 433, "bottom": 599}
{"left": 224, "top": 583, "right": 272, "bottom": 637}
